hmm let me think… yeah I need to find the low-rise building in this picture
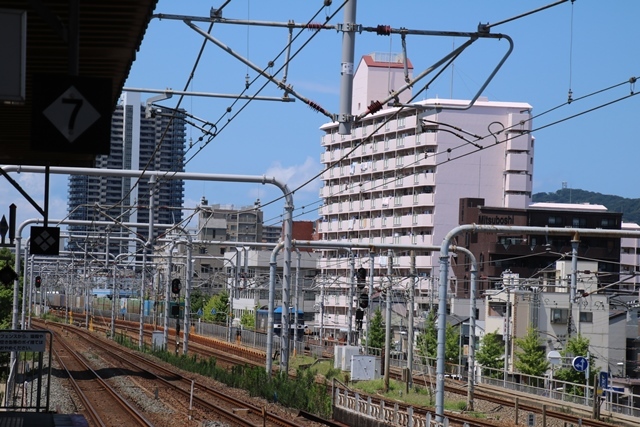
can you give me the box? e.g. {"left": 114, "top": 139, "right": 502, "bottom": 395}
{"left": 455, "top": 199, "right": 623, "bottom": 298}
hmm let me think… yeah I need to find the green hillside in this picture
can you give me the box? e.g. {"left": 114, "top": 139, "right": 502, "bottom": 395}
{"left": 532, "top": 189, "right": 640, "bottom": 225}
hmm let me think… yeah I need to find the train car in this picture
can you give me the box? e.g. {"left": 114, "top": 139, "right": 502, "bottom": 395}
{"left": 47, "top": 293, "right": 66, "bottom": 310}
{"left": 91, "top": 288, "right": 134, "bottom": 299}
{"left": 256, "top": 307, "right": 307, "bottom": 340}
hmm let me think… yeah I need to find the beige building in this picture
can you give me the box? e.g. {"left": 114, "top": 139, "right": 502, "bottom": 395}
{"left": 315, "top": 52, "right": 533, "bottom": 338}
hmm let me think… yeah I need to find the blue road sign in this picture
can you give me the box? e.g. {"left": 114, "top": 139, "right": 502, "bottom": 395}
{"left": 197, "top": 308, "right": 203, "bottom": 317}
{"left": 599, "top": 371, "right": 609, "bottom": 389}
{"left": 572, "top": 356, "right": 588, "bottom": 372}
{"left": 210, "top": 308, "right": 217, "bottom": 315}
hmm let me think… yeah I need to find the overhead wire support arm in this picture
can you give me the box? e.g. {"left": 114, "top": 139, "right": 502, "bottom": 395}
{"left": 184, "top": 20, "right": 333, "bottom": 119}
{"left": 360, "top": 26, "right": 514, "bottom": 119}
{"left": 357, "top": 37, "right": 476, "bottom": 119}
{"left": 123, "top": 87, "right": 294, "bottom": 103}
{"left": 154, "top": 13, "right": 335, "bottom": 31}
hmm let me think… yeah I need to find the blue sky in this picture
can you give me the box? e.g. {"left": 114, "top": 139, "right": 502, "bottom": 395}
{"left": 5, "top": 1, "right": 640, "bottom": 230}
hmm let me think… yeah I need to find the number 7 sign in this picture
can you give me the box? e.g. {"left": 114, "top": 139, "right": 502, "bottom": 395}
{"left": 32, "top": 75, "right": 112, "bottom": 155}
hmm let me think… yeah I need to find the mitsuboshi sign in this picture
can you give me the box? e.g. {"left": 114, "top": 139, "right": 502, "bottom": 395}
{"left": 477, "top": 215, "right": 515, "bottom": 225}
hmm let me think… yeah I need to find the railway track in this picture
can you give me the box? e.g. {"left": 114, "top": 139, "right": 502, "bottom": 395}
{"left": 45, "top": 316, "right": 629, "bottom": 427}
{"left": 40, "top": 320, "right": 339, "bottom": 427}
{"left": 51, "top": 327, "right": 154, "bottom": 427}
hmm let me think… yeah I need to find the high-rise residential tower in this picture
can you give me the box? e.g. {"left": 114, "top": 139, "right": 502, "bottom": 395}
{"left": 316, "top": 53, "right": 534, "bottom": 337}
{"left": 67, "top": 92, "right": 186, "bottom": 255}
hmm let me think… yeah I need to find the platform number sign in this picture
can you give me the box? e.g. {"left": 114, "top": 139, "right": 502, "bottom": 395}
{"left": 32, "top": 75, "right": 112, "bottom": 155}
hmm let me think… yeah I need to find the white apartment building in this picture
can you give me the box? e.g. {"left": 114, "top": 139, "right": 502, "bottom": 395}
{"left": 315, "top": 52, "right": 534, "bottom": 338}
{"left": 621, "top": 222, "right": 640, "bottom": 290}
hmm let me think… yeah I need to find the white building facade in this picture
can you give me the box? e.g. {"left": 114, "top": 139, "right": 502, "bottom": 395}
{"left": 620, "top": 222, "right": 640, "bottom": 290}
{"left": 315, "top": 52, "right": 534, "bottom": 338}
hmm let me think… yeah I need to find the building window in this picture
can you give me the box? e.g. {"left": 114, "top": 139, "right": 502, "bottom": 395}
{"left": 550, "top": 308, "right": 569, "bottom": 324}
{"left": 572, "top": 218, "right": 586, "bottom": 227}
{"left": 548, "top": 216, "right": 563, "bottom": 226}
{"left": 398, "top": 117, "right": 406, "bottom": 128}
{"left": 579, "top": 311, "right": 593, "bottom": 323}
{"left": 384, "top": 138, "right": 390, "bottom": 150}
{"left": 601, "top": 218, "right": 615, "bottom": 227}
{"left": 397, "top": 134, "right": 405, "bottom": 147}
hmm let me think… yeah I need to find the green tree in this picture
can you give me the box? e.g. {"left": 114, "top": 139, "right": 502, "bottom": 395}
{"left": 0, "top": 248, "right": 16, "bottom": 329}
{"left": 189, "top": 289, "right": 207, "bottom": 315}
{"left": 366, "top": 309, "right": 385, "bottom": 350}
{"left": 202, "top": 292, "right": 229, "bottom": 324}
{"left": 475, "top": 331, "right": 504, "bottom": 378}
{"left": 240, "top": 310, "right": 256, "bottom": 330}
{"left": 416, "top": 310, "right": 437, "bottom": 363}
{"left": 553, "top": 334, "right": 597, "bottom": 396}
{"left": 445, "top": 323, "right": 461, "bottom": 369}
{"left": 514, "top": 327, "right": 550, "bottom": 387}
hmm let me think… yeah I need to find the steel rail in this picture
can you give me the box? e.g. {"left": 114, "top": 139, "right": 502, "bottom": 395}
{"left": 49, "top": 328, "right": 154, "bottom": 427}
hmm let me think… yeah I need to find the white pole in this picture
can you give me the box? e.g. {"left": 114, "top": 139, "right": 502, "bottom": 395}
{"left": 189, "top": 380, "right": 194, "bottom": 420}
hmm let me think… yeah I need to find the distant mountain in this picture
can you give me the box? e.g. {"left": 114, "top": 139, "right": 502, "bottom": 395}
{"left": 532, "top": 189, "right": 640, "bottom": 225}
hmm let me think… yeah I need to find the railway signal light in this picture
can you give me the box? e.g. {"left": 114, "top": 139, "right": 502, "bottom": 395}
{"left": 171, "top": 278, "right": 181, "bottom": 294}
{"left": 171, "top": 303, "right": 180, "bottom": 317}
{"left": 356, "top": 267, "right": 367, "bottom": 289}
{"left": 35, "top": 276, "right": 42, "bottom": 288}
{"left": 359, "top": 292, "right": 369, "bottom": 309}
{"left": 355, "top": 309, "right": 364, "bottom": 330}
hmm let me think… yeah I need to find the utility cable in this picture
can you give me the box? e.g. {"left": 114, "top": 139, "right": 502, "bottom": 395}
{"left": 181, "top": 1, "right": 347, "bottom": 167}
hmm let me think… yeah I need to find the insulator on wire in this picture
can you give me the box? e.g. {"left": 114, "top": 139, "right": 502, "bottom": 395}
{"left": 376, "top": 25, "right": 391, "bottom": 36}
{"left": 306, "top": 100, "right": 326, "bottom": 114}
{"left": 367, "top": 100, "right": 383, "bottom": 114}
{"left": 307, "top": 22, "right": 323, "bottom": 30}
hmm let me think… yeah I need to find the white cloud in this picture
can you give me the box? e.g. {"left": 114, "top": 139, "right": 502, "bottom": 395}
{"left": 15, "top": 172, "right": 47, "bottom": 196}
{"left": 264, "top": 156, "right": 322, "bottom": 194}
{"left": 265, "top": 157, "right": 321, "bottom": 193}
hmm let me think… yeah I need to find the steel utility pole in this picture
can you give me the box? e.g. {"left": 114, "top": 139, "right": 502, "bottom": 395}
{"left": 383, "top": 250, "right": 393, "bottom": 392}
{"left": 338, "top": 0, "right": 357, "bottom": 135}
{"left": 348, "top": 251, "right": 355, "bottom": 345}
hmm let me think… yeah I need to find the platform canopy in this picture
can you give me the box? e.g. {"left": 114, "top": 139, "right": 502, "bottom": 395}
{"left": 0, "top": 0, "right": 158, "bottom": 167}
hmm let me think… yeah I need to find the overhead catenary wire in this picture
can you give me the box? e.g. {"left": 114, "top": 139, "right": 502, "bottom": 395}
{"left": 180, "top": 1, "right": 347, "bottom": 167}
{"left": 264, "top": 73, "right": 639, "bottom": 225}
{"left": 91, "top": 3, "right": 639, "bottom": 240}
{"left": 131, "top": 3, "right": 520, "bottom": 226}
